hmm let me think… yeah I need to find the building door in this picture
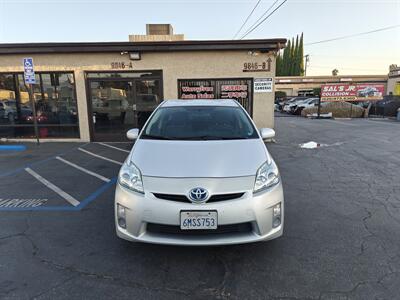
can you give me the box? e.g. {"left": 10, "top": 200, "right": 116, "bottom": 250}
{"left": 87, "top": 72, "right": 162, "bottom": 141}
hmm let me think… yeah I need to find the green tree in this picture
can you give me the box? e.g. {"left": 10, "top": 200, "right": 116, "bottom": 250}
{"left": 298, "top": 33, "right": 304, "bottom": 75}
{"left": 293, "top": 35, "right": 299, "bottom": 75}
{"left": 275, "top": 91, "right": 287, "bottom": 99}
{"left": 289, "top": 37, "right": 296, "bottom": 75}
{"left": 276, "top": 52, "right": 283, "bottom": 76}
{"left": 313, "top": 87, "right": 321, "bottom": 97}
{"left": 277, "top": 33, "right": 305, "bottom": 76}
{"left": 282, "top": 39, "right": 291, "bottom": 76}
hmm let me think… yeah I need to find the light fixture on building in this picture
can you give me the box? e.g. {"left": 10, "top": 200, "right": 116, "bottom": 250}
{"left": 129, "top": 52, "right": 141, "bottom": 60}
{"left": 248, "top": 50, "right": 259, "bottom": 56}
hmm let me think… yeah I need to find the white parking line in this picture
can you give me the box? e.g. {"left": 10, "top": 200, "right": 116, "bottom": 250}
{"left": 97, "top": 142, "right": 130, "bottom": 153}
{"left": 78, "top": 148, "right": 123, "bottom": 165}
{"left": 56, "top": 156, "right": 111, "bottom": 183}
{"left": 25, "top": 168, "right": 80, "bottom": 207}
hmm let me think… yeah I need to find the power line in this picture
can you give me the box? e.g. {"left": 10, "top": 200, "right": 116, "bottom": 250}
{"left": 232, "top": 0, "right": 262, "bottom": 39}
{"left": 306, "top": 24, "right": 400, "bottom": 46}
{"left": 240, "top": 0, "right": 288, "bottom": 40}
{"left": 239, "top": 0, "right": 280, "bottom": 39}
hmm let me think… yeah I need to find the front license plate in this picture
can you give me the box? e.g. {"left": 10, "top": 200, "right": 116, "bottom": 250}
{"left": 180, "top": 211, "right": 218, "bottom": 230}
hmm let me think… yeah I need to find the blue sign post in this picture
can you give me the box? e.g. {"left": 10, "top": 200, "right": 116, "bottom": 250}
{"left": 23, "top": 58, "right": 39, "bottom": 144}
{"left": 23, "top": 58, "right": 36, "bottom": 84}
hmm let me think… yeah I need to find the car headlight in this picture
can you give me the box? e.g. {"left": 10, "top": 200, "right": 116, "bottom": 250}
{"left": 254, "top": 160, "right": 280, "bottom": 193}
{"left": 118, "top": 160, "right": 144, "bottom": 194}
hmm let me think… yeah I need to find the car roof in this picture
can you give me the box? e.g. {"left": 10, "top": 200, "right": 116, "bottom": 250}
{"left": 161, "top": 99, "right": 239, "bottom": 108}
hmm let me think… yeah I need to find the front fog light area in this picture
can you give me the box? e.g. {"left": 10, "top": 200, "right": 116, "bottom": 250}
{"left": 272, "top": 203, "right": 281, "bottom": 228}
{"left": 117, "top": 204, "right": 127, "bottom": 229}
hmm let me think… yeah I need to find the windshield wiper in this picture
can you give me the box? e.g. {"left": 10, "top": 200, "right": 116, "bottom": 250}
{"left": 179, "top": 136, "right": 249, "bottom": 140}
{"left": 140, "top": 134, "right": 177, "bottom": 140}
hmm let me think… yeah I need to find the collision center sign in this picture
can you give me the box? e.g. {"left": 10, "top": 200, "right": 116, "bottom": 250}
{"left": 321, "top": 84, "right": 385, "bottom": 102}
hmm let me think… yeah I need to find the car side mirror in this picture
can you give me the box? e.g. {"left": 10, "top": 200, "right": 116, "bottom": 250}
{"left": 127, "top": 128, "right": 139, "bottom": 140}
{"left": 259, "top": 128, "right": 275, "bottom": 140}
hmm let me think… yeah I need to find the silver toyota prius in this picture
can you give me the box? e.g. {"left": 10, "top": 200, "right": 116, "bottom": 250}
{"left": 115, "top": 99, "right": 284, "bottom": 246}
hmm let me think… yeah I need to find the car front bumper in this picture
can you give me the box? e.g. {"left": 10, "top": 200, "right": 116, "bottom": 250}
{"left": 114, "top": 177, "right": 284, "bottom": 246}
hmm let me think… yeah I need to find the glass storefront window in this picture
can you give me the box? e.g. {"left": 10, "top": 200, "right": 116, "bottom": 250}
{"left": 0, "top": 74, "right": 17, "bottom": 125}
{"left": 87, "top": 71, "right": 163, "bottom": 141}
{"left": 0, "top": 72, "right": 79, "bottom": 139}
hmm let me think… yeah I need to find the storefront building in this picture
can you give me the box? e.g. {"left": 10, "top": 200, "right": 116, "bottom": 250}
{"left": 0, "top": 28, "right": 285, "bottom": 141}
{"left": 387, "top": 64, "right": 400, "bottom": 96}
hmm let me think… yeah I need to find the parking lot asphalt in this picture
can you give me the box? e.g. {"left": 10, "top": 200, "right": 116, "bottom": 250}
{"left": 1, "top": 117, "right": 400, "bottom": 299}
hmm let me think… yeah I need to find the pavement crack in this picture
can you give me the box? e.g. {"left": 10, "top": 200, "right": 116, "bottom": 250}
{"left": 30, "top": 275, "right": 78, "bottom": 300}
{"left": 197, "top": 250, "right": 234, "bottom": 299}
{"left": 318, "top": 281, "right": 368, "bottom": 299}
{"left": 36, "top": 256, "right": 190, "bottom": 296}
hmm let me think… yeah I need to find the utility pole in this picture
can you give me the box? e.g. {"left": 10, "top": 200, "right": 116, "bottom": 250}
{"left": 304, "top": 54, "right": 310, "bottom": 76}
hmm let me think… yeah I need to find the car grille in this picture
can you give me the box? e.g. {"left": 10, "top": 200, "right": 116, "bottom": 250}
{"left": 152, "top": 192, "right": 245, "bottom": 203}
{"left": 146, "top": 222, "right": 253, "bottom": 236}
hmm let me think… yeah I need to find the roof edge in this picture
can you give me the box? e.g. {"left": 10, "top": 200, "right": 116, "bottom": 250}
{"left": 0, "top": 39, "right": 287, "bottom": 55}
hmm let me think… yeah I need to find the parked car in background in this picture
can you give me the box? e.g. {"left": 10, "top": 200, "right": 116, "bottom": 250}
{"left": 277, "top": 97, "right": 294, "bottom": 111}
{"left": 293, "top": 98, "right": 319, "bottom": 115}
{"left": 0, "top": 100, "right": 17, "bottom": 121}
{"left": 0, "top": 106, "right": 5, "bottom": 120}
{"left": 370, "top": 96, "right": 400, "bottom": 117}
{"left": 283, "top": 97, "right": 311, "bottom": 114}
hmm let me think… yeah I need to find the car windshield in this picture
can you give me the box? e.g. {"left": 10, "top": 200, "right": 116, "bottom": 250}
{"left": 141, "top": 105, "right": 259, "bottom": 140}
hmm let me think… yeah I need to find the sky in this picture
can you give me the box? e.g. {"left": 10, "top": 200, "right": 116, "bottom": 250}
{"left": 0, "top": 0, "right": 399, "bottom": 76}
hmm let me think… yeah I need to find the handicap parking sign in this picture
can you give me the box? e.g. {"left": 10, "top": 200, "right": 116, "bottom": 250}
{"left": 23, "top": 58, "right": 36, "bottom": 84}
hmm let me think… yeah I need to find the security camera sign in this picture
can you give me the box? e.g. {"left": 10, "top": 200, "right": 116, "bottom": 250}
{"left": 254, "top": 78, "right": 273, "bottom": 93}
{"left": 23, "top": 58, "right": 36, "bottom": 84}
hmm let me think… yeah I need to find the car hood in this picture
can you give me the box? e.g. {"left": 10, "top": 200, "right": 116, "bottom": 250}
{"left": 131, "top": 139, "right": 269, "bottom": 178}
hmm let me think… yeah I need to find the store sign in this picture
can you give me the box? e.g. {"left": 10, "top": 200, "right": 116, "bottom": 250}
{"left": 110, "top": 61, "right": 133, "bottom": 69}
{"left": 389, "top": 64, "right": 400, "bottom": 78}
{"left": 321, "top": 84, "right": 385, "bottom": 102}
{"left": 220, "top": 85, "right": 248, "bottom": 98}
{"left": 181, "top": 86, "right": 214, "bottom": 99}
{"left": 394, "top": 83, "right": 400, "bottom": 96}
{"left": 243, "top": 58, "right": 272, "bottom": 72}
{"left": 178, "top": 79, "right": 252, "bottom": 114}
{"left": 254, "top": 78, "right": 273, "bottom": 93}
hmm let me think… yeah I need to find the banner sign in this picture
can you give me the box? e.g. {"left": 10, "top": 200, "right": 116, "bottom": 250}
{"left": 181, "top": 86, "right": 214, "bottom": 99}
{"left": 254, "top": 78, "right": 273, "bottom": 93}
{"left": 321, "top": 84, "right": 385, "bottom": 102}
{"left": 220, "top": 85, "right": 248, "bottom": 99}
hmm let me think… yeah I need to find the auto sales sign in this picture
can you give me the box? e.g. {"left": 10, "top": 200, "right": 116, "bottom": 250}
{"left": 321, "top": 84, "right": 385, "bottom": 102}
